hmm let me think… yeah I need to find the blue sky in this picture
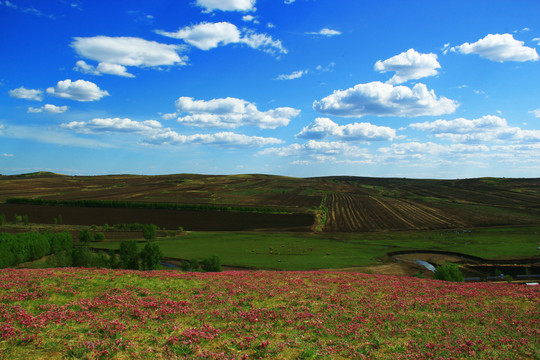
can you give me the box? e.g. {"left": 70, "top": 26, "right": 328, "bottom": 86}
{"left": 1, "top": 0, "right": 539, "bottom": 178}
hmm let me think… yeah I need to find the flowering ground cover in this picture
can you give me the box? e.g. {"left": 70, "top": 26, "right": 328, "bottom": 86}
{"left": 0, "top": 268, "right": 538, "bottom": 359}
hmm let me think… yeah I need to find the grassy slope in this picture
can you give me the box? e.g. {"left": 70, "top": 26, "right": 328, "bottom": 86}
{"left": 90, "top": 226, "right": 540, "bottom": 270}
{"left": 1, "top": 268, "right": 538, "bottom": 359}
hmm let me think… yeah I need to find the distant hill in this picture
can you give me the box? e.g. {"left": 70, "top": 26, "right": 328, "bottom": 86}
{"left": 1, "top": 173, "right": 539, "bottom": 232}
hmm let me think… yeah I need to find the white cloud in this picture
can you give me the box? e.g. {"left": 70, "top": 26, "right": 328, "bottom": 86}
{"left": 275, "top": 70, "right": 307, "bottom": 80}
{"left": 27, "top": 104, "right": 68, "bottom": 114}
{"left": 410, "top": 115, "right": 540, "bottom": 143}
{"left": 529, "top": 109, "right": 540, "bottom": 118}
{"left": 374, "top": 49, "right": 441, "bottom": 84}
{"left": 452, "top": 33, "right": 539, "bottom": 62}
{"left": 74, "top": 60, "right": 135, "bottom": 78}
{"left": 378, "top": 142, "right": 489, "bottom": 158}
{"left": 156, "top": 22, "right": 286, "bottom": 55}
{"left": 156, "top": 22, "right": 240, "bottom": 50}
{"left": 296, "top": 117, "right": 396, "bottom": 141}
{"left": 313, "top": 81, "right": 458, "bottom": 118}
{"left": 306, "top": 28, "right": 342, "bottom": 37}
{"left": 46, "top": 79, "right": 109, "bottom": 102}
{"left": 1, "top": 153, "right": 14, "bottom": 157}
{"left": 71, "top": 36, "right": 187, "bottom": 69}
{"left": 284, "top": 0, "right": 295, "bottom": 4}
{"left": 61, "top": 118, "right": 162, "bottom": 134}
{"left": 195, "top": 0, "right": 256, "bottom": 12}
{"left": 258, "top": 140, "right": 370, "bottom": 162}
{"left": 174, "top": 96, "right": 300, "bottom": 129}
{"left": 9, "top": 87, "right": 44, "bottom": 101}
{"left": 143, "top": 131, "right": 281, "bottom": 148}
{"left": 242, "top": 15, "right": 258, "bottom": 23}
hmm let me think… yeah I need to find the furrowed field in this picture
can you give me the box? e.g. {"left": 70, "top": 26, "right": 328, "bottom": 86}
{"left": 1, "top": 268, "right": 538, "bottom": 359}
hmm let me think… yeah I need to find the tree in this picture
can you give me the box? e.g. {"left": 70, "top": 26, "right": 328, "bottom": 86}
{"left": 108, "top": 249, "right": 119, "bottom": 269}
{"left": 72, "top": 247, "right": 92, "bottom": 267}
{"left": 201, "top": 255, "right": 222, "bottom": 272}
{"left": 0, "top": 213, "right": 5, "bottom": 226}
{"left": 433, "top": 263, "right": 464, "bottom": 282}
{"left": 94, "top": 232, "right": 105, "bottom": 241}
{"left": 140, "top": 242, "right": 163, "bottom": 270}
{"left": 119, "top": 240, "right": 139, "bottom": 270}
{"left": 79, "top": 228, "right": 94, "bottom": 243}
{"left": 142, "top": 224, "right": 158, "bottom": 241}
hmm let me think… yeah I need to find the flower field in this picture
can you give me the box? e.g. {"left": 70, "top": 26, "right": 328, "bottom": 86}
{"left": 0, "top": 269, "right": 538, "bottom": 359}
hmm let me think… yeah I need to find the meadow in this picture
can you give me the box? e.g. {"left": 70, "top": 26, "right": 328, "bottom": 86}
{"left": 1, "top": 268, "right": 538, "bottom": 359}
{"left": 88, "top": 226, "right": 540, "bottom": 271}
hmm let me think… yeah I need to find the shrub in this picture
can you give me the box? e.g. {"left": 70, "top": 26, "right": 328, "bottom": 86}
{"left": 201, "top": 255, "right": 222, "bottom": 272}
{"left": 189, "top": 258, "right": 200, "bottom": 272}
{"left": 108, "top": 249, "right": 119, "bottom": 269}
{"left": 78, "top": 229, "right": 94, "bottom": 243}
{"left": 72, "top": 247, "right": 92, "bottom": 267}
{"left": 142, "top": 224, "right": 158, "bottom": 241}
{"left": 0, "top": 213, "right": 5, "bottom": 226}
{"left": 433, "top": 263, "right": 464, "bottom": 282}
{"left": 94, "top": 232, "right": 105, "bottom": 242}
{"left": 119, "top": 240, "right": 139, "bottom": 270}
{"left": 13, "top": 213, "right": 22, "bottom": 224}
{"left": 140, "top": 242, "right": 163, "bottom": 270}
{"left": 22, "top": 215, "right": 29, "bottom": 225}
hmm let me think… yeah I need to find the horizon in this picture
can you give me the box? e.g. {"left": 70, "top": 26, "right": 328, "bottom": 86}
{"left": 1, "top": 0, "right": 540, "bottom": 179}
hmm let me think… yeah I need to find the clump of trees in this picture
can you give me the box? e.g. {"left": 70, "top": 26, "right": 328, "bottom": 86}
{"left": 433, "top": 263, "right": 464, "bottom": 282}
{"left": 0, "top": 231, "right": 72, "bottom": 268}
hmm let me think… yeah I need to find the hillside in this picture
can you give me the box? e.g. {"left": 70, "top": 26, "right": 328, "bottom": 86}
{"left": 1, "top": 172, "right": 540, "bottom": 231}
{"left": 0, "top": 268, "right": 538, "bottom": 359}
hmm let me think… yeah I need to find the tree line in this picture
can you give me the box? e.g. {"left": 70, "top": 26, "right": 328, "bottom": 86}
{"left": 6, "top": 197, "right": 289, "bottom": 214}
{"left": 0, "top": 231, "right": 72, "bottom": 268}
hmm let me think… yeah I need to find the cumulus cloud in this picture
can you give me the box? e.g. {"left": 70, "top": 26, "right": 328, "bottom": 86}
{"left": 156, "top": 22, "right": 286, "bottom": 55}
{"left": 9, "top": 87, "right": 43, "bottom": 101}
{"left": 61, "top": 118, "right": 162, "bottom": 134}
{"left": 71, "top": 36, "right": 187, "bottom": 73}
{"left": 173, "top": 96, "right": 300, "bottom": 129}
{"left": 410, "top": 115, "right": 540, "bottom": 143}
{"left": 195, "top": 0, "right": 256, "bottom": 12}
{"left": 296, "top": 117, "right": 396, "bottom": 141}
{"left": 306, "top": 28, "right": 342, "bottom": 37}
{"left": 452, "top": 33, "right": 539, "bottom": 62}
{"left": 27, "top": 104, "right": 68, "bottom": 114}
{"left": 47, "top": 79, "right": 109, "bottom": 102}
{"left": 258, "top": 140, "right": 370, "bottom": 163}
{"left": 242, "top": 15, "right": 258, "bottom": 23}
{"left": 313, "top": 81, "right": 458, "bottom": 118}
{"left": 378, "top": 142, "right": 489, "bottom": 159}
{"left": 74, "top": 60, "right": 135, "bottom": 78}
{"left": 275, "top": 70, "right": 307, "bottom": 80}
{"left": 374, "top": 49, "right": 441, "bottom": 84}
{"left": 143, "top": 131, "right": 282, "bottom": 148}
{"left": 529, "top": 109, "right": 540, "bottom": 118}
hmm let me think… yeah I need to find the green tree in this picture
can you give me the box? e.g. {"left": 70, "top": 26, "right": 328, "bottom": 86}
{"left": 79, "top": 228, "right": 94, "bottom": 243}
{"left": 13, "top": 213, "right": 22, "bottom": 224}
{"left": 0, "top": 213, "right": 5, "bottom": 226}
{"left": 140, "top": 242, "right": 163, "bottom": 270}
{"left": 108, "top": 249, "right": 119, "bottom": 269}
{"left": 142, "top": 224, "right": 158, "bottom": 241}
{"left": 94, "top": 232, "right": 105, "bottom": 241}
{"left": 201, "top": 255, "right": 222, "bottom": 272}
{"left": 22, "top": 215, "right": 29, "bottom": 225}
{"left": 119, "top": 240, "right": 139, "bottom": 270}
{"left": 433, "top": 263, "right": 464, "bottom": 282}
{"left": 72, "top": 247, "right": 92, "bottom": 267}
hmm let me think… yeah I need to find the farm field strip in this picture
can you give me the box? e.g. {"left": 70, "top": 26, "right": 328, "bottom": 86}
{"left": 0, "top": 268, "right": 538, "bottom": 360}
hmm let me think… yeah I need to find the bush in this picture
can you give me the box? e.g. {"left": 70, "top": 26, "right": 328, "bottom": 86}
{"left": 140, "top": 242, "right": 163, "bottom": 270}
{"left": 72, "top": 247, "right": 92, "bottom": 267}
{"left": 94, "top": 232, "right": 105, "bottom": 241}
{"left": 201, "top": 255, "right": 222, "bottom": 272}
{"left": 13, "top": 213, "right": 22, "bottom": 224}
{"left": 119, "top": 240, "right": 139, "bottom": 270}
{"left": 142, "top": 224, "right": 158, "bottom": 241}
{"left": 0, "top": 213, "right": 5, "bottom": 226}
{"left": 433, "top": 263, "right": 464, "bottom": 282}
{"left": 108, "top": 249, "right": 119, "bottom": 269}
{"left": 79, "top": 229, "right": 94, "bottom": 243}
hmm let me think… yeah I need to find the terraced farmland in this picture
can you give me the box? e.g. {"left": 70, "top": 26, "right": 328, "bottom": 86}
{"left": 324, "top": 193, "right": 465, "bottom": 232}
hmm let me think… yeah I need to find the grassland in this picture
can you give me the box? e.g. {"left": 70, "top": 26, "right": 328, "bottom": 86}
{"left": 89, "top": 226, "right": 540, "bottom": 271}
{"left": 1, "top": 268, "right": 538, "bottom": 359}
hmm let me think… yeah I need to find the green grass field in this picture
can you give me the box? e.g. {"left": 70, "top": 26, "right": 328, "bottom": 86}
{"left": 89, "top": 226, "right": 540, "bottom": 270}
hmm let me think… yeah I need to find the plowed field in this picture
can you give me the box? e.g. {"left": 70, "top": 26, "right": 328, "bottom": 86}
{"left": 324, "top": 193, "right": 466, "bottom": 231}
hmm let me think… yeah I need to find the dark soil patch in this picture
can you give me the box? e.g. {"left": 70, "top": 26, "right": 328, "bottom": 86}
{"left": 0, "top": 203, "right": 314, "bottom": 231}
